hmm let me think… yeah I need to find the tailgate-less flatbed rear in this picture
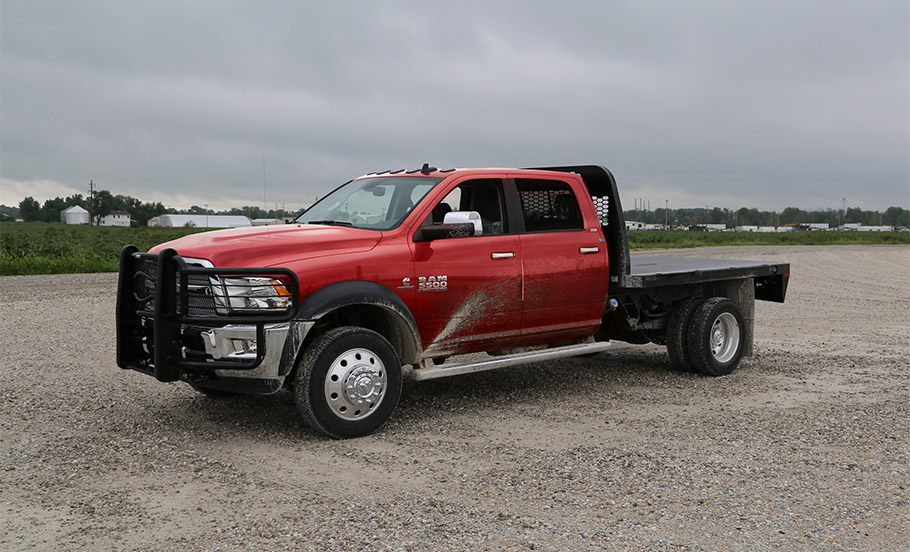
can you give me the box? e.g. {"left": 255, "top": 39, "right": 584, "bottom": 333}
{"left": 622, "top": 255, "right": 789, "bottom": 302}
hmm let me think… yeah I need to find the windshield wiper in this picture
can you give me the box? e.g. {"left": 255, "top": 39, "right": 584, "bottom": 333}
{"left": 306, "top": 220, "right": 354, "bottom": 227}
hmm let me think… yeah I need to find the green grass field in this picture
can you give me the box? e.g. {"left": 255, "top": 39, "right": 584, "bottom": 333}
{"left": 0, "top": 223, "right": 209, "bottom": 275}
{"left": 1, "top": 222, "right": 907, "bottom": 275}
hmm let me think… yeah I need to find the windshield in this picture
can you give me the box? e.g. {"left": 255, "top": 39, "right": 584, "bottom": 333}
{"left": 296, "top": 176, "right": 443, "bottom": 230}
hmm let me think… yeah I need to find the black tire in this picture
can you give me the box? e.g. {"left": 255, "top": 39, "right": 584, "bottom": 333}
{"left": 687, "top": 298, "right": 745, "bottom": 377}
{"left": 666, "top": 297, "right": 702, "bottom": 372}
{"left": 189, "top": 382, "right": 240, "bottom": 398}
{"left": 294, "top": 327, "right": 402, "bottom": 439}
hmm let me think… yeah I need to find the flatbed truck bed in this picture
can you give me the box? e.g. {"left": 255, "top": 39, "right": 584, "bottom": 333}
{"left": 622, "top": 255, "right": 789, "bottom": 294}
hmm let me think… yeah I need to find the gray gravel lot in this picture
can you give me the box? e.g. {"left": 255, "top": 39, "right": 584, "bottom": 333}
{"left": 1, "top": 245, "right": 908, "bottom": 551}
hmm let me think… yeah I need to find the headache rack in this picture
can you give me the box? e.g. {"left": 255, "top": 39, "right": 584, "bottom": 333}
{"left": 116, "top": 245, "right": 300, "bottom": 382}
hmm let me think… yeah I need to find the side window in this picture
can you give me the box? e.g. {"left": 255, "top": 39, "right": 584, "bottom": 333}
{"left": 516, "top": 179, "right": 584, "bottom": 232}
{"left": 420, "top": 179, "right": 506, "bottom": 236}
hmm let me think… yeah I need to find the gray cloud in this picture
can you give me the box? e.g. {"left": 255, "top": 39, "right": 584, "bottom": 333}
{"left": 2, "top": 0, "right": 907, "bottom": 212}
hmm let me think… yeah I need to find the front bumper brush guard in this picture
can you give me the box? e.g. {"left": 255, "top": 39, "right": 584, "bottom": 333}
{"left": 116, "top": 245, "right": 300, "bottom": 382}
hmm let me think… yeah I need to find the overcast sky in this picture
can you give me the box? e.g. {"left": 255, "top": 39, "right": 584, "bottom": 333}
{"left": 2, "top": 1, "right": 908, "bottom": 213}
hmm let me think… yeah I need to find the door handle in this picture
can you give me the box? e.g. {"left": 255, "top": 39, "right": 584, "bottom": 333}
{"left": 579, "top": 247, "right": 600, "bottom": 254}
{"left": 491, "top": 252, "right": 516, "bottom": 259}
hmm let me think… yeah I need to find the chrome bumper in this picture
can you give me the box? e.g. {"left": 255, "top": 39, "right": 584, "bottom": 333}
{"left": 200, "top": 321, "right": 314, "bottom": 381}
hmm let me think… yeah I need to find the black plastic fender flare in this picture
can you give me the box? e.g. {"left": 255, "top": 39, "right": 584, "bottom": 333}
{"left": 296, "top": 280, "right": 423, "bottom": 364}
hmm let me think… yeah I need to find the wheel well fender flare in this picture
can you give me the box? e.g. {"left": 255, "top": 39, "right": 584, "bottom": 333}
{"left": 296, "top": 280, "right": 422, "bottom": 363}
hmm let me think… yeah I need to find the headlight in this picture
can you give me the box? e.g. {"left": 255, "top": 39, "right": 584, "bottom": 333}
{"left": 211, "top": 276, "right": 293, "bottom": 313}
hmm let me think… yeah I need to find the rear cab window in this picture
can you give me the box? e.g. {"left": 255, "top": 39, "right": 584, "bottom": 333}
{"left": 515, "top": 179, "right": 584, "bottom": 232}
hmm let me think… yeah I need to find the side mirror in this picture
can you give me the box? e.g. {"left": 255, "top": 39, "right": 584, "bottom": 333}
{"left": 414, "top": 223, "right": 475, "bottom": 242}
{"left": 413, "top": 211, "right": 483, "bottom": 242}
{"left": 442, "top": 211, "right": 483, "bottom": 234}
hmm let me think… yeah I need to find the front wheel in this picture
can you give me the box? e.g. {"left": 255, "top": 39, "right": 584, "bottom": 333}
{"left": 294, "top": 327, "right": 402, "bottom": 438}
{"left": 687, "top": 298, "right": 745, "bottom": 376}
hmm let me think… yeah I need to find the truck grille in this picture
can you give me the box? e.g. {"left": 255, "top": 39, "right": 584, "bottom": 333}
{"left": 133, "top": 257, "right": 218, "bottom": 317}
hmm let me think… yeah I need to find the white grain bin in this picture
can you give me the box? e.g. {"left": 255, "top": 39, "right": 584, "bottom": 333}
{"left": 61, "top": 205, "right": 90, "bottom": 225}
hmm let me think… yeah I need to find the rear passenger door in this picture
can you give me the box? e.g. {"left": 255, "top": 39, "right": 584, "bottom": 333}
{"left": 514, "top": 177, "right": 609, "bottom": 339}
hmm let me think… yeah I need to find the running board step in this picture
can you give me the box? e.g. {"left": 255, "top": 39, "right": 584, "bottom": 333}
{"left": 410, "top": 341, "right": 612, "bottom": 381}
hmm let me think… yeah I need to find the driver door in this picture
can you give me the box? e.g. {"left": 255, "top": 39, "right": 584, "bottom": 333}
{"left": 410, "top": 177, "right": 523, "bottom": 358}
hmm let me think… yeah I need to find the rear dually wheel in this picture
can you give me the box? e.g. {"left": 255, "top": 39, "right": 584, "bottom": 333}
{"left": 666, "top": 296, "right": 703, "bottom": 372}
{"left": 686, "top": 298, "right": 745, "bottom": 377}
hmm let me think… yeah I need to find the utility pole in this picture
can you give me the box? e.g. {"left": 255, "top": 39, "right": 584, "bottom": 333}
{"left": 88, "top": 180, "right": 96, "bottom": 226}
{"left": 204, "top": 203, "right": 209, "bottom": 228}
{"left": 841, "top": 197, "right": 847, "bottom": 222}
{"left": 262, "top": 154, "right": 268, "bottom": 212}
{"left": 664, "top": 199, "right": 669, "bottom": 229}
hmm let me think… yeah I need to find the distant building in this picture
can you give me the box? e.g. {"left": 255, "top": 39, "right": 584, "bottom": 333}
{"left": 149, "top": 214, "right": 251, "bottom": 228}
{"left": 855, "top": 225, "right": 893, "bottom": 232}
{"left": 796, "top": 223, "right": 830, "bottom": 231}
{"left": 100, "top": 211, "right": 131, "bottom": 227}
{"left": 61, "top": 205, "right": 90, "bottom": 225}
{"left": 735, "top": 225, "right": 759, "bottom": 232}
{"left": 691, "top": 224, "right": 727, "bottom": 232}
{"left": 625, "top": 220, "right": 645, "bottom": 230}
{"left": 251, "top": 218, "right": 287, "bottom": 226}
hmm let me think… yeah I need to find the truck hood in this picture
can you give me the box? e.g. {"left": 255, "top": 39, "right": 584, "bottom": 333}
{"left": 149, "top": 224, "right": 381, "bottom": 267}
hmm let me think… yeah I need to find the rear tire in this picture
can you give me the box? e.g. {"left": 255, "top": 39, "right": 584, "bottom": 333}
{"left": 666, "top": 297, "right": 702, "bottom": 372}
{"left": 687, "top": 298, "right": 745, "bottom": 376}
{"left": 294, "top": 327, "right": 402, "bottom": 438}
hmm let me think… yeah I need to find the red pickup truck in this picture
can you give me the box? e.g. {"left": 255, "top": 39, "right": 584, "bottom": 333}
{"left": 117, "top": 165, "right": 789, "bottom": 438}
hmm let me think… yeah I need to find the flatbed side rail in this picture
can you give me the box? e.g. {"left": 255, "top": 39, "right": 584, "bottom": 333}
{"left": 116, "top": 245, "right": 300, "bottom": 382}
{"left": 618, "top": 259, "right": 790, "bottom": 303}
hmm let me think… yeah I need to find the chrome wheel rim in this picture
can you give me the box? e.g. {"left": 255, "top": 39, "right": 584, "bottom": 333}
{"left": 324, "top": 348, "right": 386, "bottom": 421}
{"left": 710, "top": 312, "right": 740, "bottom": 363}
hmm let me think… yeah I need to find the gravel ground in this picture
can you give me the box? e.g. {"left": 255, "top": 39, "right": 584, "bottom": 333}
{"left": 1, "top": 245, "right": 907, "bottom": 551}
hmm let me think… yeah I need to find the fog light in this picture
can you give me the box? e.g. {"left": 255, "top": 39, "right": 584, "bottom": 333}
{"left": 230, "top": 338, "right": 257, "bottom": 355}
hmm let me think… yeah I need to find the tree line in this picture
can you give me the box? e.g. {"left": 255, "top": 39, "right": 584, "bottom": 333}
{"left": 6, "top": 191, "right": 302, "bottom": 226}
{"left": 625, "top": 206, "right": 909, "bottom": 228}
{"left": 4, "top": 188, "right": 909, "bottom": 228}
{"left": 13, "top": 192, "right": 169, "bottom": 227}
